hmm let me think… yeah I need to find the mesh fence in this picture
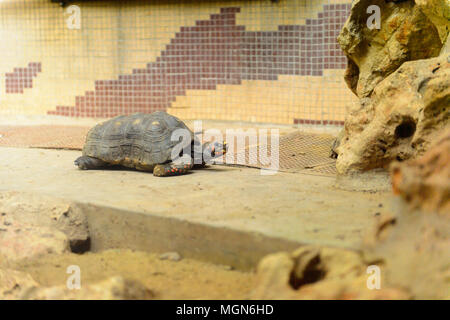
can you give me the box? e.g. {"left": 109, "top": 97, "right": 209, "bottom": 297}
{"left": 0, "top": 0, "right": 357, "bottom": 127}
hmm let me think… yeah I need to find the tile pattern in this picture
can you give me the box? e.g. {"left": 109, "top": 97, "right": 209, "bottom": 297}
{"left": 5, "top": 62, "right": 42, "bottom": 94}
{"left": 48, "top": 4, "right": 351, "bottom": 120}
{"left": 294, "top": 118, "right": 345, "bottom": 126}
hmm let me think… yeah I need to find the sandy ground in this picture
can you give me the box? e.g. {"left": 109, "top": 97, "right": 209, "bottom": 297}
{"left": 3, "top": 249, "right": 256, "bottom": 300}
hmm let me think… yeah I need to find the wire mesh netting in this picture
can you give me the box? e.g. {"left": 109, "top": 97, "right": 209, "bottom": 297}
{"left": 0, "top": 124, "right": 338, "bottom": 175}
{"left": 0, "top": 0, "right": 356, "bottom": 127}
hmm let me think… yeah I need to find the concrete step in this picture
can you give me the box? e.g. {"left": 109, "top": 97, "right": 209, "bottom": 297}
{"left": 0, "top": 147, "right": 391, "bottom": 270}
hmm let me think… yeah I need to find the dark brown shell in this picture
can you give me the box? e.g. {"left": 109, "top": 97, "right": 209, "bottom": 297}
{"left": 82, "top": 111, "right": 194, "bottom": 168}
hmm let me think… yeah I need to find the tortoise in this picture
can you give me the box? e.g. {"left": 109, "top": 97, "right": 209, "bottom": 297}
{"left": 74, "top": 111, "right": 227, "bottom": 177}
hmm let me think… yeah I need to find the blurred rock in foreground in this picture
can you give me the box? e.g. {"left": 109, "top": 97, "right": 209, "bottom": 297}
{"left": 0, "top": 192, "right": 90, "bottom": 263}
{"left": 250, "top": 246, "right": 410, "bottom": 300}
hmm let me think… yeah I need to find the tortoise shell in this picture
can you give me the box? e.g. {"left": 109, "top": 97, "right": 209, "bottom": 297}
{"left": 82, "top": 111, "right": 195, "bottom": 169}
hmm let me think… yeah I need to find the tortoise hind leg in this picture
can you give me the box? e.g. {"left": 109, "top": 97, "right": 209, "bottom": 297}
{"left": 75, "top": 156, "right": 107, "bottom": 170}
{"left": 153, "top": 161, "right": 193, "bottom": 177}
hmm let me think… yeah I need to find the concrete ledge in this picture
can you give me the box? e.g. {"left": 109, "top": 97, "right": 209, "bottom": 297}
{"left": 79, "top": 203, "right": 301, "bottom": 270}
{"left": 0, "top": 147, "right": 392, "bottom": 270}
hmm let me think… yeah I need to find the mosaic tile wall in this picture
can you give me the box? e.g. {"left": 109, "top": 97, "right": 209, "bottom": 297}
{"left": 5, "top": 62, "right": 42, "bottom": 94}
{"left": 0, "top": 0, "right": 357, "bottom": 125}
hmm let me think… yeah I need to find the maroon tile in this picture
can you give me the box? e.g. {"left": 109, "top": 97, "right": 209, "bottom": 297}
{"left": 5, "top": 62, "right": 42, "bottom": 94}
{"left": 48, "top": 4, "right": 350, "bottom": 118}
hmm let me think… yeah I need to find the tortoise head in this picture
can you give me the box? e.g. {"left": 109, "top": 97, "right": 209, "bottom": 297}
{"left": 203, "top": 141, "right": 228, "bottom": 159}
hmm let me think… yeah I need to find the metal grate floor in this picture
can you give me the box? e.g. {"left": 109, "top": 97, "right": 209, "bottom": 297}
{"left": 225, "top": 131, "right": 337, "bottom": 176}
{"left": 0, "top": 126, "right": 337, "bottom": 176}
{"left": 0, "top": 126, "right": 89, "bottom": 150}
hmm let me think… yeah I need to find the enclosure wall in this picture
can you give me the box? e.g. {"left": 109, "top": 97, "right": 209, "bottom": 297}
{"left": 0, "top": 0, "right": 357, "bottom": 125}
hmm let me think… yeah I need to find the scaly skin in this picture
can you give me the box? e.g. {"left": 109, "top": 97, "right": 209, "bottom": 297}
{"left": 153, "top": 161, "right": 193, "bottom": 177}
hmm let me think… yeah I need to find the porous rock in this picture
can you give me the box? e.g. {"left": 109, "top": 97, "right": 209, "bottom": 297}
{"left": 391, "top": 129, "right": 450, "bottom": 215}
{"left": 0, "top": 219, "right": 69, "bottom": 263}
{"left": 415, "top": 0, "right": 450, "bottom": 44}
{"left": 0, "top": 191, "right": 90, "bottom": 254}
{"left": 250, "top": 246, "right": 410, "bottom": 300}
{"left": 364, "top": 204, "right": 450, "bottom": 299}
{"left": 335, "top": 54, "right": 449, "bottom": 174}
{"left": 0, "top": 269, "right": 39, "bottom": 300}
{"left": 338, "top": 0, "right": 443, "bottom": 98}
{"left": 361, "top": 137, "right": 450, "bottom": 299}
{"left": 15, "top": 276, "right": 153, "bottom": 300}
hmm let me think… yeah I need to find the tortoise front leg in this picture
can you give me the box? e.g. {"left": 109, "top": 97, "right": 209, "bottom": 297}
{"left": 153, "top": 161, "right": 193, "bottom": 177}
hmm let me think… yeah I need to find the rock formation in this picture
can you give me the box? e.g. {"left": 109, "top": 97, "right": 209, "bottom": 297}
{"left": 0, "top": 220, "right": 69, "bottom": 263}
{"left": 0, "top": 269, "right": 39, "bottom": 300}
{"left": 21, "top": 276, "right": 153, "bottom": 300}
{"left": 0, "top": 270, "right": 153, "bottom": 300}
{"left": 338, "top": 0, "right": 444, "bottom": 98}
{"left": 0, "top": 191, "right": 90, "bottom": 263}
{"left": 253, "top": 134, "right": 450, "bottom": 300}
{"left": 416, "top": 0, "right": 450, "bottom": 44}
{"left": 250, "top": 246, "right": 410, "bottom": 300}
{"left": 336, "top": 54, "right": 449, "bottom": 173}
{"left": 334, "top": 0, "right": 449, "bottom": 174}
{"left": 363, "top": 136, "right": 450, "bottom": 299}
{"left": 391, "top": 129, "right": 450, "bottom": 214}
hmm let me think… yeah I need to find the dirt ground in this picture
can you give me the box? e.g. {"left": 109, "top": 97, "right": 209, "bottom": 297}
{"left": 3, "top": 249, "right": 256, "bottom": 300}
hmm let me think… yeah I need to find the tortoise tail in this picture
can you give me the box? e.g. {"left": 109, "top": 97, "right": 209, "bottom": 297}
{"left": 75, "top": 156, "right": 107, "bottom": 170}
